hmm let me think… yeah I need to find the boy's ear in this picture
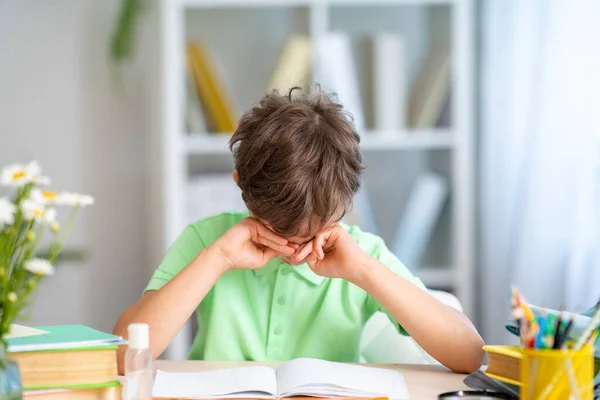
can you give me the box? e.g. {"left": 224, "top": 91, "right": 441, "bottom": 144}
{"left": 232, "top": 170, "right": 239, "bottom": 184}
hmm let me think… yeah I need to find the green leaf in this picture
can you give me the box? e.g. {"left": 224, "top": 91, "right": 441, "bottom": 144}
{"left": 109, "top": 0, "right": 146, "bottom": 64}
{"left": 35, "top": 248, "right": 86, "bottom": 264}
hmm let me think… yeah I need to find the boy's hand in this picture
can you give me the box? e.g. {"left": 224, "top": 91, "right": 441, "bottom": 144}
{"left": 291, "top": 225, "right": 369, "bottom": 283}
{"left": 211, "top": 217, "right": 295, "bottom": 272}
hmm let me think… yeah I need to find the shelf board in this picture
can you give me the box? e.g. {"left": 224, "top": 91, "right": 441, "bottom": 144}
{"left": 182, "top": 0, "right": 453, "bottom": 7}
{"left": 417, "top": 266, "right": 455, "bottom": 288}
{"left": 186, "top": 129, "right": 452, "bottom": 155}
{"left": 360, "top": 129, "right": 453, "bottom": 150}
{"left": 329, "top": 0, "right": 454, "bottom": 6}
{"left": 182, "top": 0, "right": 311, "bottom": 8}
{"left": 187, "top": 134, "right": 233, "bottom": 155}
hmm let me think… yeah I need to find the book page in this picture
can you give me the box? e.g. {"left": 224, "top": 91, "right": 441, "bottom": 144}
{"left": 4, "top": 324, "right": 48, "bottom": 339}
{"left": 276, "top": 358, "right": 409, "bottom": 400}
{"left": 152, "top": 366, "right": 277, "bottom": 399}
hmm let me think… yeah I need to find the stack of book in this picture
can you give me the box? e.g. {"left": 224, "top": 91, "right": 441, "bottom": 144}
{"left": 6, "top": 324, "right": 124, "bottom": 399}
{"left": 483, "top": 345, "right": 523, "bottom": 387}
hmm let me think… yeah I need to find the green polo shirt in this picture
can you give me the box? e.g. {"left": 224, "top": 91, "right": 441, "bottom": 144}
{"left": 145, "top": 211, "right": 426, "bottom": 362}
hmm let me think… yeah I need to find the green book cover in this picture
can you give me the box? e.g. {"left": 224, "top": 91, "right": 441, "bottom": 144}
{"left": 6, "top": 324, "right": 125, "bottom": 353}
{"left": 24, "top": 380, "right": 121, "bottom": 392}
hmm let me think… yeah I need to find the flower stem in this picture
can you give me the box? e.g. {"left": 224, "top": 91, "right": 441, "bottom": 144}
{"left": 49, "top": 205, "right": 79, "bottom": 264}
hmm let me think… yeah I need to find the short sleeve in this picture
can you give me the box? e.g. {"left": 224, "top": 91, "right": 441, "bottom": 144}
{"left": 144, "top": 225, "right": 207, "bottom": 292}
{"left": 364, "top": 238, "right": 427, "bottom": 336}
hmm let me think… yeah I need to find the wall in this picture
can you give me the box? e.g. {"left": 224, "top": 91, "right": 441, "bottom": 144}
{"left": 0, "top": 0, "right": 148, "bottom": 332}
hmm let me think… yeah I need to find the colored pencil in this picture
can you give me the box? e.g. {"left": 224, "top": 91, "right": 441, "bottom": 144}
{"left": 542, "top": 313, "right": 557, "bottom": 349}
{"left": 512, "top": 286, "right": 534, "bottom": 322}
{"left": 535, "top": 310, "right": 547, "bottom": 349}
{"left": 511, "top": 297, "right": 527, "bottom": 344}
{"left": 559, "top": 314, "right": 576, "bottom": 350}
{"left": 552, "top": 311, "right": 564, "bottom": 349}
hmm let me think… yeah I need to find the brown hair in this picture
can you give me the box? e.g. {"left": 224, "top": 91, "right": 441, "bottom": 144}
{"left": 229, "top": 88, "right": 364, "bottom": 237}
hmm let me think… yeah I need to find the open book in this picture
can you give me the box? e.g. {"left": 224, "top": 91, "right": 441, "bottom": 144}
{"left": 152, "top": 358, "right": 409, "bottom": 400}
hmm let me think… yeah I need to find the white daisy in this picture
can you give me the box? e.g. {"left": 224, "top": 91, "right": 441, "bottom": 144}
{"left": 24, "top": 258, "right": 55, "bottom": 276}
{"left": 0, "top": 161, "right": 49, "bottom": 187}
{"left": 21, "top": 200, "right": 56, "bottom": 223}
{"left": 31, "top": 189, "right": 67, "bottom": 205}
{"left": 25, "top": 161, "right": 50, "bottom": 185}
{"left": 1, "top": 164, "right": 29, "bottom": 186}
{"left": 0, "top": 197, "right": 16, "bottom": 228}
{"left": 58, "top": 193, "right": 95, "bottom": 207}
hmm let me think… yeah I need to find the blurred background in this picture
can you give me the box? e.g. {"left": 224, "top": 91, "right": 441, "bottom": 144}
{"left": 1, "top": 0, "right": 599, "bottom": 361}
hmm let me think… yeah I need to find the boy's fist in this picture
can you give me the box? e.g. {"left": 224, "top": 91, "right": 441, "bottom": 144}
{"left": 291, "top": 225, "right": 369, "bottom": 283}
{"left": 210, "top": 217, "right": 295, "bottom": 272}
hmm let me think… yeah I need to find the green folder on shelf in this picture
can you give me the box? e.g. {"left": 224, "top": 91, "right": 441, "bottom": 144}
{"left": 6, "top": 324, "right": 126, "bottom": 353}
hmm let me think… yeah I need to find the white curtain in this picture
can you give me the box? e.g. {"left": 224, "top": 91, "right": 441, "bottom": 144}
{"left": 480, "top": 0, "right": 600, "bottom": 344}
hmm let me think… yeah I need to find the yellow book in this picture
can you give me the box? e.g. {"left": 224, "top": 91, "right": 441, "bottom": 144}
{"left": 186, "top": 42, "right": 238, "bottom": 134}
{"left": 11, "top": 346, "right": 118, "bottom": 389}
{"left": 267, "top": 35, "right": 311, "bottom": 94}
{"left": 483, "top": 345, "right": 523, "bottom": 387}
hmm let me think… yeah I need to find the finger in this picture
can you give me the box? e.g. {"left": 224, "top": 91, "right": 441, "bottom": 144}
{"left": 262, "top": 247, "right": 279, "bottom": 262}
{"left": 305, "top": 255, "right": 319, "bottom": 270}
{"left": 304, "top": 251, "right": 319, "bottom": 265}
{"left": 254, "top": 222, "right": 288, "bottom": 246}
{"left": 293, "top": 242, "right": 314, "bottom": 262}
{"left": 256, "top": 235, "right": 295, "bottom": 256}
{"left": 313, "top": 234, "right": 327, "bottom": 260}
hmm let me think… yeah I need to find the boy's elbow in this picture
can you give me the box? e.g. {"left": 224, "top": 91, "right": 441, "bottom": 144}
{"left": 453, "top": 353, "right": 483, "bottom": 374}
{"left": 453, "top": 336, "right": 485, "bottom": 374}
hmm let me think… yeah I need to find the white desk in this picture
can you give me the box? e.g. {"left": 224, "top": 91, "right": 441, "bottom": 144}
{"left": 155, "top": 361, "right": 470, "bottom": 400}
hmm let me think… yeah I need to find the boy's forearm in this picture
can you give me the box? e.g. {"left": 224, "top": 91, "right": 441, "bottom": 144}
{"left": 113, "top": 246, "right": 227, "bottom": 373}
{"left": 350, "top": 256, "right": 484, "bottom": 373}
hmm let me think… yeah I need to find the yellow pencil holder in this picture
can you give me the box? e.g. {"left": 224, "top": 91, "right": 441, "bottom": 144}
{"left": 520, "top": 346, "right": 594, "bottom": 400}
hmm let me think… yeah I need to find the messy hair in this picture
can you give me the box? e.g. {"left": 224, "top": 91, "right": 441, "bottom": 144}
{"left": 229, "top": 88, "right": 364, "bottom": 237}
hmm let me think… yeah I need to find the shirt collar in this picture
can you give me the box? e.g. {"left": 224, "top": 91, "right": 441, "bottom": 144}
{"left": 253, "top": 259, "right": 325, "bottom": 286}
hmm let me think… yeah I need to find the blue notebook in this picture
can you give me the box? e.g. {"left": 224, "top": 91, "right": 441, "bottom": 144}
{"left": 6, "top": 324, "right": 126, "bottom": 353}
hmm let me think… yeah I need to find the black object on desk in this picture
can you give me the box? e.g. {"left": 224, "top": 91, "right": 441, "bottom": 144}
{"left": 438, "top": 389, "right": 515, "bottom": 399}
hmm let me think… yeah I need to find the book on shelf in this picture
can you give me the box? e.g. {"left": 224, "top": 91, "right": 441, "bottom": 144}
{"left": 407, "top": 47, "right": 451, "bottom": 129}
{"left": 267, "top": 34, "right": 311, "bottom": 94}
{"left": 6, "top": 324, "right": 123, "bottom": 391}
{"left": 372, "top": 33, "right": 406, "bottom": 131}
{"left": 313, "top": 32, "right": 365, "bottom": 131}
{"left": 152, "top": 357, "right": 409, "bottom": 400}
{"left": 483, "top": 345, "right": 523, "bottom": 387}
{"left": 435, "top": 87, "right": 452, "bottom": 128}
{"left": 185, "top": 66, "right": 209, "bottom": 134}
{"left": 390, "top": 172, "right": 449, "bottom": 270}
{"left": 187, "top": 42, "right": 238, "bottom": 134}
{"left": 186, "top": 174, "right": 246, "bottom": 222}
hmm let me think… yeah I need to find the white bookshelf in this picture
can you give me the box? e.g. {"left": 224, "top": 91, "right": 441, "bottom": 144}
{"left": 147, "top": 0, "right": 475, "bottom": 360}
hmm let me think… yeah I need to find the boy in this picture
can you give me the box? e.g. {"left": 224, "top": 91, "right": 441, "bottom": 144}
{"left": 114, "top": 89, "right": 484, "bottom": 373}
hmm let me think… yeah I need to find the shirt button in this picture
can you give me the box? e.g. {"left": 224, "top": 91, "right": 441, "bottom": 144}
{"left": 277, "top": 295, "right": 286, "bottom": 305}
{"left": 281, "top": 267, "right": 292, "bottom": 275}
{"left": 274, "top": 325, "right": 283, "bottom": 335}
